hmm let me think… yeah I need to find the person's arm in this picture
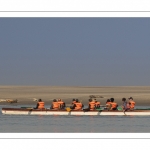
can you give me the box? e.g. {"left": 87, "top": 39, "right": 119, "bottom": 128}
{"left": 50, "top": 104, "right": 53, "bottom": 109}
{"left": 72, "top": 104, "right": 75, "bottom": 109}
{"left": 35, "top": 103, "right": 39, "bottom": 109}
{"left": 82, "top": 104, "right": 84, "bottom": 108}
{"left": 108, "top": 103, "right": 112, "bottom": 110}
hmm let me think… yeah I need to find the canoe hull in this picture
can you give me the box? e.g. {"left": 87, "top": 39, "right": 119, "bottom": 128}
{"left": 2, "top": 108, "right": 150, "bottom": 116}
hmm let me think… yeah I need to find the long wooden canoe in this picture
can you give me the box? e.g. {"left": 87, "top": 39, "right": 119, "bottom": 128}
{"left": 2, "top": 107, "right": 150, "bottom": 115}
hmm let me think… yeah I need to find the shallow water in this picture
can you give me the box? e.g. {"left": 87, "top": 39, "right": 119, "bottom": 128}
{"left": 0, "top": 105, "right": 150, "bottom": 133}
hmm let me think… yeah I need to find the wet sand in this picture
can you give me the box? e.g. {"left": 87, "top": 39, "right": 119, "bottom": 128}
{"left": 0, "top": 86, "right": 150, "bottom": 106}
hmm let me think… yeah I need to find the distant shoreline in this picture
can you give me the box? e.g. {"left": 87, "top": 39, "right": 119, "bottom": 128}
{"left": 0, "top": 86, "right": 150, "bottom": 106}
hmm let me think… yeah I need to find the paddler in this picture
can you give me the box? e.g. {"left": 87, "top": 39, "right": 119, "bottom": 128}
{"left": 74, "top": 99, "right": 84, "bottom": 110}
{"left": 57, "top": 99, "right": 66, "bottom": 109}
{"left": 50, "top": 99, "right": 59, "bottom": 110}
{"left": 35, "top": 99, "right": 45, "bottom": 109}
{"left": 128, "top": 97, "right": 135, "bottom": 110}
{"left": 95, "top": 99, "right": 100, "bottom": 109}
{"left": 70, "top": 99, "right": 76, "bottom": 109}
{"left": 88, "top": 99, "right": 96, "bottom": 110}
{"left": 105, "top": 99, "right": 111, "bottom": 110}
{"left": 122, "top": 98, "right": 130, "bottom": 111}
{"left": 109, "top": 98, "right": 118, "bottom": 110}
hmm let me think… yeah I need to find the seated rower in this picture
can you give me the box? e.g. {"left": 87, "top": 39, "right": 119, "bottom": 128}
{"left": 70, "top": 99, "right": 76, "bottom": 109}
{"left": 109, "top": 98, "right": 118, "bottom": 110}
{"left": 50, "top": 99, "right": 59, "bottom": 110}
{"left": 105, "top": 99, "right": 111, "bottom": 110}
{"left": 35, "top": 99, "right": 45, "bottom": 109}
{"left": 57, "top": 99, "right": 66, "bottom": 109}
{"left": 95, "top": 99, "right": 100, "bottom": 109}
{"left": 74, "top": 99, "right": 84, "bottom": 110}
{"left": 88, "top": 99, "right": 96, "bottom": 110}
{"left": 122, "top": 98, "right": 130, "bottom": 111}
{"left": 128, "top": 97, "right": 135, "bottom": 110}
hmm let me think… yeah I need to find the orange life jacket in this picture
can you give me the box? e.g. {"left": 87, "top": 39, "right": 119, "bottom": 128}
{"left": 52, "top": 102, "right": 59, "bottom": 109}
{"left": 95, "top": 101, "right": 100, "bottom": 107}
{"left": 74, "top": 102, "right": 83, "bottom": 110}
{"left": 106, "top": 102, "right": 111, "bottom": 108}
{"left": 58, "top": 101, "right": 64, "bottom": 108}
{"left": 106, "top": 102, "right": 111, "bottom": 105}
{"left": 72, "top": 101, "right": 76, "bottom": 104}
{"left": 89, "top": 101, "right": 96, "bottom": 110}
{"left": 111, "top": 102, "right": 118, "bottom": 109}
{"left": 38, "top": 102, "right": 45, "bottom": 109}
{"left": 129, "top": 100, "right": 135, "bottom": 109}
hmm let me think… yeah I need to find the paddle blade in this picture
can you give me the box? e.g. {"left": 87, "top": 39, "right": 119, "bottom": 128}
{"left": 66, "top": 107, "right": 71, "bottom": 112}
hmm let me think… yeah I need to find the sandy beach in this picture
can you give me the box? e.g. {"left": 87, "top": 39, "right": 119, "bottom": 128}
{"left": 0, "top": 86, "right": 150, "bottom": 106}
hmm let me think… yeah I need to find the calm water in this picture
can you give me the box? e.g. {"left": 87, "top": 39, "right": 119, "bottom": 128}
{"left": 0, "top": 105, "right": 150, "bottom": 133}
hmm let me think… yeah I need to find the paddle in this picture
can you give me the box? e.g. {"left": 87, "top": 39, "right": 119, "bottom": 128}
{"left": 123, "top": 109, "right": 126, "bottom": 115}
{"left": 21, "top": 107, "right": 33, "bottom": 109}
{"left": 66, "top": 107, "right": 71, "bottom": 112}
{"left": 118, "top": 106, "right": 126, "bottom": 115}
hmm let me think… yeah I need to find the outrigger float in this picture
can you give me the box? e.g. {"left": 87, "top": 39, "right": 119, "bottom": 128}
{"left": 2, "top": 107, "right": 150, "bottom": 115}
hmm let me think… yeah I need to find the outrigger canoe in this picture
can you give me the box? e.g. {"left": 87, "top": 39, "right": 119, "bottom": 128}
{"left": 2, "top": 107, "right": 150, "bottom": 115}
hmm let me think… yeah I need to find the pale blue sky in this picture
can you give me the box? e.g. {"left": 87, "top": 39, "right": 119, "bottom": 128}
{"left": 0, "top": 18, "right": 150, "bottom": 86}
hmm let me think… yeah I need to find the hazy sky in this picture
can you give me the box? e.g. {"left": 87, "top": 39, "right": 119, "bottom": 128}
{"left": 0, "top": 18, "right": 150, "bottom": 86}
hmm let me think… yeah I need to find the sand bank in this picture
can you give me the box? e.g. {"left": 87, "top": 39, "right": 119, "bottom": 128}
{"left": 0, "top": 86, "right": 150, "bottom": 106}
